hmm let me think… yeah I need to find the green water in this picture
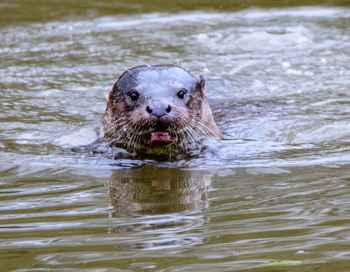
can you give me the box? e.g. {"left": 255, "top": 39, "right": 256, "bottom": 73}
{"left": 1, "top": 1, "right": 350, "bottom": 271}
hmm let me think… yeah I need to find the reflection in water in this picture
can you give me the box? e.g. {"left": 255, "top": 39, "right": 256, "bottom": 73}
{"left": 109, "top": 166, "right": 212, "bottom": 216}
{"left": 108, "top": 167, "right": 212, "bottom": 249}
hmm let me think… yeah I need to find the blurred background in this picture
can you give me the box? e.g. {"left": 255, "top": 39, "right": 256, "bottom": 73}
{"left": 1, "top": 0, "right": 350, "bottom": 26}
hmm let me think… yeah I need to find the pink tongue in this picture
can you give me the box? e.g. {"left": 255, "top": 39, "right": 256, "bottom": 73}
{"left": 150, "top": 131, "right": 172, "bottom": 142}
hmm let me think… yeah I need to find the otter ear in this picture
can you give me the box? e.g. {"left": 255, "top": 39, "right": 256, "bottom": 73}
{"left": 107, "top": 88, "right": 113, "bottom": 101}
{"left": 108, "top": 87, "right": 119, "bottom": 103}
{"left": 195, "top": 75, "right": 206, "bottom": 97}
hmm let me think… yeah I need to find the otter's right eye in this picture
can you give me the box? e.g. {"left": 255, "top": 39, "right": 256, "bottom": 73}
{"left": 129, "top": 91, "right": 139, "bottom": 102}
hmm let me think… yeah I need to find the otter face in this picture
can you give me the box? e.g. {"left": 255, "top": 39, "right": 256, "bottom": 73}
{"left": 103, "top": 65, "right": 221, "bottom": 156}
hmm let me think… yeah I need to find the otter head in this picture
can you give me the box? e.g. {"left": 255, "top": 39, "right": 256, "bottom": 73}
{"left": 103, "top": 65, "right": 222, "bottom": 157}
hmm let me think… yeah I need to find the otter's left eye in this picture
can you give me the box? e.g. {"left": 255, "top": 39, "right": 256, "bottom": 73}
{"left": 129, "top": 91, "right": 139, "bottom": 102}
{"left": 177, "top": 89, "right": 187, "bottom": 99}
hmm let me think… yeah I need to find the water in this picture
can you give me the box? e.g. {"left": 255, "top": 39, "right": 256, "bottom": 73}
{"left": 1, "top": 1, "right": 350, "bottom": 271}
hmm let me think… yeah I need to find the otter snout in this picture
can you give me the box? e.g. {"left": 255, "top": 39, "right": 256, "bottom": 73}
{"left": 145, "top": 102, "right": 172, "bottom": 118}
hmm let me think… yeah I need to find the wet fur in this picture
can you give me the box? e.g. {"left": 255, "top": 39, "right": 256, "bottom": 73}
{"left": 103, "top": 65, "right": 222, "bottom": 159}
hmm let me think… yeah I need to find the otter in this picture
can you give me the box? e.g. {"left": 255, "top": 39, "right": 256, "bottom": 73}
{"left": 103, "top": 65, "right": 222, "bottom": 159}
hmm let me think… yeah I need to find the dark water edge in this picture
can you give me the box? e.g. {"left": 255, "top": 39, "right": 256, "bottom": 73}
{"left": 1, "top": 0, "right": 350, "bottom": 27}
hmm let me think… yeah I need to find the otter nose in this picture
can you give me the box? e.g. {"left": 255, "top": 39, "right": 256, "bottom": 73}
{"left": 146, "top": 104, "right": 172, "bottom": 118}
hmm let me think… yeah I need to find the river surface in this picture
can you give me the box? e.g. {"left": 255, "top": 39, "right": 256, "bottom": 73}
{"left": 1, "top": 1, "right": 350, "bottom": 271}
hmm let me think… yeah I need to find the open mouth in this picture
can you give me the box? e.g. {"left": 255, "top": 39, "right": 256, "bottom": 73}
{"left": 148, "top": 131, "right": 174, "bottom": 146}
